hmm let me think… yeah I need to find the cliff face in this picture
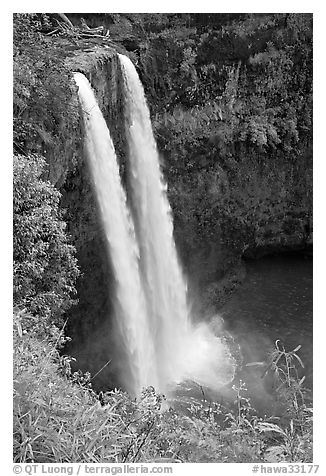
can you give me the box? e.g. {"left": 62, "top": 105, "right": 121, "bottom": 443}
{"left": 37, "top": 44, "right": 312, "bottom": 388}
{"left": 173, "top": 145, "right": 313, "bottom": 308}
{"left": 174, "top": 146, "right": 313, "bottom": 279}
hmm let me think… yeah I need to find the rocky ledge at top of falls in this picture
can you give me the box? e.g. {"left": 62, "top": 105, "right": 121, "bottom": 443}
{"left": 36, "top": 37, "right": 132, "bottom": 188}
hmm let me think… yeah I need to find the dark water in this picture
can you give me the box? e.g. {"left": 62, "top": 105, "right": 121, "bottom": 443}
{"left": 219, "top": 254, "right": 313, "bottom": 413}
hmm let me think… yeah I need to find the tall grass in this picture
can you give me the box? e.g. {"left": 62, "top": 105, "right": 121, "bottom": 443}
{"left": 13, "top": 314, "right": 313, "bottom": 463}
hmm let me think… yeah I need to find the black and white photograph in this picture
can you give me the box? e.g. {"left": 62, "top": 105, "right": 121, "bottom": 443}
{"left": 12, "top": 9, "right": 315, "bottom": 471}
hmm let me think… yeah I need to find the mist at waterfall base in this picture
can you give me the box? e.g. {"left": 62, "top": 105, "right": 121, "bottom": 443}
{"left": 73, "top": 59, "right": 236, "bottom": 401}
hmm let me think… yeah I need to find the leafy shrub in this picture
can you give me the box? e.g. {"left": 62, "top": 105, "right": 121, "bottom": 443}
{"left": 247, "top": 341, "right": 313, "bottom": 462}
{"left": 13, "top": 154, "right": 79, "bottom": 333}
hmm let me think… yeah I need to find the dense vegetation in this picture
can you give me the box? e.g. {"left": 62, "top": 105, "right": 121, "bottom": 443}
{"left": 14, "top": 318, "right": 312, "bottom": 463}
{"left": 13, "top": 13, "right": 313, "bottom": 463}
{"left": 13, "top": 154, "right": 79, "bottom": 335}
{"left": 136, "top": 13, "right": 313, "bottom": 270}
{"left": 13, "top": 14, "right": 82, "bottom": 186}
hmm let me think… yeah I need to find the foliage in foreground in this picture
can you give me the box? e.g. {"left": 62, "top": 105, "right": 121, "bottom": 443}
{"left": 13, "top": 315, "right": 312, "bottom": 464}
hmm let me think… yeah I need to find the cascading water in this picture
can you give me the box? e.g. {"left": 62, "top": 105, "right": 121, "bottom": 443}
{"left": 73, "top": 72, "right": 158, "bottom": 396}
{"left": 74, "top": 61, "right": 235, "bottom": 398}
{"left": 118, "top": 54, "right": 236, "bottom": 394}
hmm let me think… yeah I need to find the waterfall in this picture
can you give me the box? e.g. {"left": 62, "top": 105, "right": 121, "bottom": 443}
{"left": 74, "top": 62, "right": 235, "bottom": 398}
{"left": 74, "top": 73, "right": 158, "bottom": 396}
{"left": 118, "top": 54, "right": 189, "bottom": 389}
{"left": 118, "top": 54, "right": 236, "bottom": 394}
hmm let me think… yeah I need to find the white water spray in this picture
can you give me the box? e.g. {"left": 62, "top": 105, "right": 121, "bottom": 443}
{"left": 118, "top": 54, "right": 236, "bottom": 394}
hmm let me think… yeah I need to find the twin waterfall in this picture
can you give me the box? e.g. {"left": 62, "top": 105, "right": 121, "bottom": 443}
{"left": 74, "top": 54, "right": 235, "bottom": 397}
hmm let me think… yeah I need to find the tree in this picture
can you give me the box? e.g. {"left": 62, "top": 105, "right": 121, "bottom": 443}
{"left": 13, "top": 154, "right": 79, "bottom": 330}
